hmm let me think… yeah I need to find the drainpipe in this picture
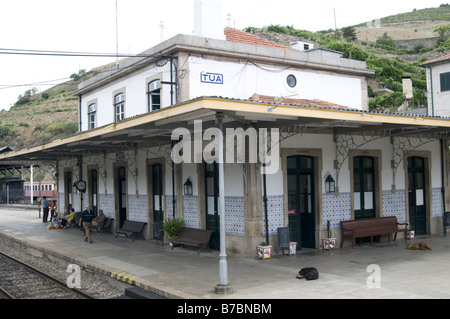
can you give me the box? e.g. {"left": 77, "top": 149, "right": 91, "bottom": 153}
{"left": 428, "top": 67, "right": 435, "bottom": 117}
{"left": 78, "top": 94, "right": 82, "bottom": 131}
{"left": 78, "top": 155, "right": 83, "bottom": 211}
{"left": 172, "top": 141, "right": 176, "bottom": 218}
{"left": 441, "top": 139, "right": 447, "bottom": 213}
{"left": 170, "top": 56, "right": 174, "bottom": 106}
{"left": 263, "top": 163, "right": 269, "bottom": 245}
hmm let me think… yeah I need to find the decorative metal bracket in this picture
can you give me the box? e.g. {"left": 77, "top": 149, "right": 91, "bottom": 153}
{"left": 391, "top": 134, "right": 442, "bottom": 192}
{"left": 334, "top": 131, "right": 389, "bottom": 192}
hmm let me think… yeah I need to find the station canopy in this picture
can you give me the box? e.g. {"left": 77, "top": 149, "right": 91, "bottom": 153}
{"left": 1, "top": 96, "right": 450, "bottom": 170}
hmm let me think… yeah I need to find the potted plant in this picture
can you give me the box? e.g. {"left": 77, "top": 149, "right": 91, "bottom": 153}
{"left": 257, "top": 242, "right": 272, "bottom": 259}
{"left": 162, "top": 217, "right": 184, "bottom": 238}
{"left": 322, "top": 220, "right": 336, "bottom": 250}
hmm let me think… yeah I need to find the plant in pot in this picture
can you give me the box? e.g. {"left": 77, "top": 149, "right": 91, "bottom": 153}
{"left": 162, "top": 217, "right": 184, "bottom": 238}
{"left": 322, "top": 220, "right": 336, "bottom": 250}
{"left": 257, "top": 241, "right": 272, "bottom": 259}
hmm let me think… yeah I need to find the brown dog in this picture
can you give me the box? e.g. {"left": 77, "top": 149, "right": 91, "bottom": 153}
{"left": 407, "top": 241, "right": 432, "bottom": 250}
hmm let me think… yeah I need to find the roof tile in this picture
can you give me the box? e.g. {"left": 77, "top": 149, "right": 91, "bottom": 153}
{"left": 248, "top": 93, "right": 357, "bottom": 111}
{"left": 421, "top": 53, "right": 450, "bottom": 66}
{"left": 224, "top": 28, "right": 293, "bottom": 50}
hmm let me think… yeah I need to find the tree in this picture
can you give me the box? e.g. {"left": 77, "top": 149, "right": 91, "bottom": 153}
{"left": 376, "top": 33, "right": 396, "bottom": 49}
{"left": 341, "top": 26, "right": 357, "bottom": 41}
{"left": 70, "top": 69, "right": 87, "bottom": 82}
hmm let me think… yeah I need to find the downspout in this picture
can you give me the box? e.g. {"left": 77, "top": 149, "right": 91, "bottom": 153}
{"left": 441, "top": 139, "right": 447, "bottom": 213}
{"left": 172, "top": 141, "right": 176, "bottom": 218}
{"left": 428, "top": 67, "right": 435, "bottom": 117}
{"left": 170, "top": 55, "right": 174, "bottom": 106}
{"left": 78, "top": 94, "right": 82, "bottom": 131}
{"left": 263, "top": 163, "right": 269, "bottom": 245}
{"left": 78, "top": 154, "right": 83, "bottom": 211}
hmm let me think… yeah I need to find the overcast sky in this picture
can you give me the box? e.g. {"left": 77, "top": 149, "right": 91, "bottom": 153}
{"left": 0, "top": 0, "right": 445, "bottom": 111}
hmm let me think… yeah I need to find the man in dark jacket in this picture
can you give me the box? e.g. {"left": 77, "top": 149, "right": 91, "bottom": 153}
{"left": 79, "top": 204, "right": 95, "bottom": 243}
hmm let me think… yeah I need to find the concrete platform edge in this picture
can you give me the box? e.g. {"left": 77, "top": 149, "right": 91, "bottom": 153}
{"left": 0, "top": 231, "right": 199, "bottom": 299}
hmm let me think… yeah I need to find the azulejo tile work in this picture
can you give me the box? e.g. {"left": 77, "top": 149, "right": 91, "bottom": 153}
{"left": 322, "top": 192, "right": 351, "bottom": 230}
{"left": 263, "top": 195, "right": 284, "bottom": 236}
{"left": 183, "top": 195, "right": 199, "bottom": 228}
{"left": 99, "top": 194, "right": 114, "bottom": 219}
{"left": 128, "top": 194, "right": 148, "bottom": 222}
{"left": 432, "top": 188, "right": 444, "bottom": 219}
{"left": 382, "top": 190, "right": 406, "bottom": 222}
{"left": 225, "top": 196, "right": 245, "bottom": 236}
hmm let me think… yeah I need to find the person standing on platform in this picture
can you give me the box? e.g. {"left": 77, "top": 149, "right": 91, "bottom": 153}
{"left": 41, "top": 196, "right": 49, "bottom": 223}
{"left": 79, "top": 204, "right": 95, "bottom": 243}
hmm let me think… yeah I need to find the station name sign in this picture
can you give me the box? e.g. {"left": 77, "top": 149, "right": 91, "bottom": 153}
{"left": 200, "top": 72, "right": 223, "bottom": 85}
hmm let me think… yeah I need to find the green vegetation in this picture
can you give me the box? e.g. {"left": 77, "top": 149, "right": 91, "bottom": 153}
{"left": 31, "top": 120, "right": 78, "bottom": 145}
{"left": 162, "top": 217, "right": 184, "bottom": 237}
{"left": 250, "top": 13, "right": 442, "bottom": 112}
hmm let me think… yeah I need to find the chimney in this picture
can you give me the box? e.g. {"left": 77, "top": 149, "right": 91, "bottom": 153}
{"left": 402, "top": 77, "right": 413, "bottom": 100}
{"left": 194, "top": 0, "right": 226, "bottom": 40}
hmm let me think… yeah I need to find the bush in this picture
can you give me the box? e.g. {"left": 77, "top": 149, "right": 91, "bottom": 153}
{"left": 325, "top": 41, "right": 369, "bottom": 61}
{"left": 32, "top": 121, "right": 78, "bottom": 144}
{"left": 0, "top": 125, "right": 9, "bottom": 138}
{"left": 376, "top": 33, "right": 396, "bottom": 49}
{"left": 369, "top": 92, "right": 406, "bottom": 111}
{"left": 162, "top": 217, "right": 184, "bottom": 237}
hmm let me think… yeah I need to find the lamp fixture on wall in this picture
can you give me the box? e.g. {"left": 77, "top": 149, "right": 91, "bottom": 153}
{"left": 325, "top": 174, "right": 335, "bottom": 193}
{"left": 184, "top": 178, "right": 193, "bottom": 196}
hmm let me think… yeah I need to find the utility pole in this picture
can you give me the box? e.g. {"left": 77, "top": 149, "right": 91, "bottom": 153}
{"left": 115, "top": 0, "right": 119, "bottom": 69}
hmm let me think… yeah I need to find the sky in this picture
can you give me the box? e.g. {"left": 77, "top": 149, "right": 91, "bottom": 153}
{"left": 0, "top": 0, "right": 446, "bottom": 111}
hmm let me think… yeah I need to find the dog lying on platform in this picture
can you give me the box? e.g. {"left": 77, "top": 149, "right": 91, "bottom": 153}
{"left": 407, "top": 241, "right": 432, "bottom": 250}
{"left": 296, "top": 267, "right": 319, "bottom": 281}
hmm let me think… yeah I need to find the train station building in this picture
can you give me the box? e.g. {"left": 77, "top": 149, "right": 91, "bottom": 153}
{"left": 2, "top": 1, "right": 450, "bottom": 256}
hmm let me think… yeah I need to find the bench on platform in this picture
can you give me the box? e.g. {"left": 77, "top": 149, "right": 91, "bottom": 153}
{"left": 115, "top": 220, "right": 146, "bottom": 241}
{"left": 341, "top": 216, "right": 408, "bottom": 249}
{"left": 95, "top": 217, "right": 113, "bottom": 235}
{"left": 444, "top": 212, "right": 450, "bottom": 236}
{"left": 169, "top": 227, "right": 213, "bottom": 254}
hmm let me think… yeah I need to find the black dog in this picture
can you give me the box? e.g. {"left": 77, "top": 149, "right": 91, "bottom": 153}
{"left": 296, "top": 267, "right": 319, "bottom": 281}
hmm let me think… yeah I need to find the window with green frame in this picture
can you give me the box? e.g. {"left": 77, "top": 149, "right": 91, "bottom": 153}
{"left": 440, "top": 72, "right": 450, "bottom": 92}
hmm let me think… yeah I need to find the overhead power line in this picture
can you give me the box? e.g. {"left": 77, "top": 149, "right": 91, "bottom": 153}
{"left": 0, "top": 48, "right": 157, "bottom": 58}
{"left": 0, "top": 77, "right": 71, "bottom": 90}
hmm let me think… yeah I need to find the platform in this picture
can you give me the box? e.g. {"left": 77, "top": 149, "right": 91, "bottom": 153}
{"left": 1, "top": 205, "right": 450, "bottom": 299}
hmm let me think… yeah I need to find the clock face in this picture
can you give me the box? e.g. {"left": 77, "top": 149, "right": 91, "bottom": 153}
{"left": 75, "top": 180, "right": 86, "bottom": 191}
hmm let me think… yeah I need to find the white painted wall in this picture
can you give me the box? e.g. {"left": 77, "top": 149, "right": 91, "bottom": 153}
{"left": 188, "top": 57, "right": 363, "bottom": 110}
{"left": 79, "top": 64, "right": 173, "bottom": 131}
{"left": 426, "top": 63, "right": 450, "bottom": 117}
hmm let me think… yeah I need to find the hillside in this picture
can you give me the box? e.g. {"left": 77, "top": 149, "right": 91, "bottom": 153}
{"left": 2, "top": 5, "right": 450, "bottom": 151}
{"left": 0, "top": 64, "right": 114, "bottom": 152}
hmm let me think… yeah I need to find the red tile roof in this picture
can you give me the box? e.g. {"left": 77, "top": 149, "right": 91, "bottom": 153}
{"left": 421, "top": 53, "right": 450, "bottom": 67}
{"left": 224, "top": 28, "right": 293, "bottom": 50}
{"left": 248, "top": 93, "right": 357, "bottom": 111}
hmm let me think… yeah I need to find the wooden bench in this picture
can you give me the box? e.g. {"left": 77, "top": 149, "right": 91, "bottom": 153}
{"left": 341, "top": 216, "right": 408, "bottom": 249}
{"left": 115, "top": 220, "right": 147, "bottom": 241}
{"left": 169, "top": 227, "right": 213, "bottom": 254}
{"left": 96, "top": 217, "right": 113, "bottom": 235}
{"left": 444, "top": 212, "right": 450, "bottom": 236}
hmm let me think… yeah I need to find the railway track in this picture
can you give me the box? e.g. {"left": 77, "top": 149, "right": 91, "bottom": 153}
{"left": 0, "top": 251, "right": 94, "bottom": 299}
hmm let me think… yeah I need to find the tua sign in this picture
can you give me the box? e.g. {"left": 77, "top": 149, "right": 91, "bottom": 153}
{"left": 201, "top": 72, "right": 224, "bottom": 84}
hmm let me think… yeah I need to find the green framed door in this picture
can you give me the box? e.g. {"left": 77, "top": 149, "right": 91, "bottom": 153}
{"left": 89, "top": 169, "right": 98, "bottom": 215}
{"left": 287, "top": 156, "right": 315, "bottom": 249}
{"left": 408, "top": 157, "right": 426, "bottom": 236}
{"left": 152, "top": 164, "right": 164, "bottom": 224}
{"left": 205, "top": 162, "right": 220, "bottom": 250}
{"left": 354, "top": 156, "right": 376, "bottom": 220}
{"left": 117, "top": 166, "right": 127, "bottom": 228}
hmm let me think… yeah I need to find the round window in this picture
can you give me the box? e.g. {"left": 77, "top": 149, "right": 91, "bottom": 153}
{"left": 286, "top": 74, "right": 297, "bottom": 88}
